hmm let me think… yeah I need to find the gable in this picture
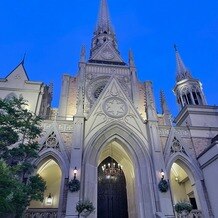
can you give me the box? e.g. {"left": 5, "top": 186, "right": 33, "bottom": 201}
{"left": 85, "top": 78, "right": 147, "bottom": 142}
{"left": 6, "top": 62, "right": 29, "bottom": 82}
{"left": 89, "top": 42, "right": 125, "bottom": 64}
{"left": 39, "top": 122, "right": 70, "bottom": 161}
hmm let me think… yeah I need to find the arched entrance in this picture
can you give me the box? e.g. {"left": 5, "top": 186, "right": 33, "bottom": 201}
{"left": 98, "top": 157, "right": 128, "bottom": 218}
{"left": 83, "top": 125, "right": 156, "bottom": 218}
{"left": 96, "top": 141, "right": 134, "bottom": 217}
{"left": 166, "top": 154, "right": 211, "bottom": 217}
{"left": 29, "top": 157, "right": 62, "bottom": 209}
{"left": 170, "top": 162, "right": 197, "bottom": 209}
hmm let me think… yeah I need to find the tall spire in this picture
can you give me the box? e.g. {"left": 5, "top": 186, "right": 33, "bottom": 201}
{"left": 96, "top": 0, "right": 113, "bottom": 34}
{"left": 89, "top": 0, "right": 124, "bottom": 64}
{"left": 174, "top": 45, "right": 192, "bottom": 82}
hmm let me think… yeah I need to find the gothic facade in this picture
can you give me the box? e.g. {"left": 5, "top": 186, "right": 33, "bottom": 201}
{"left": 1, "top": 0, "right": 218, "bottom": 217}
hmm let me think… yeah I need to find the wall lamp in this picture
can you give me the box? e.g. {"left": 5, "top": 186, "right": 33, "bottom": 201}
{"left": 160, "top": 169, "right": 165, "bottom": 180}
{"left": 46, "top": 193, "right": 53, "bottom": 205}
{"left": 73, "top": 167, "right": 78, "bottom": 179}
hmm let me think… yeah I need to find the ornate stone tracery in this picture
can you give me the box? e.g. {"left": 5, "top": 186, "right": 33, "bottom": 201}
{"left": 103, "top": 97, "right": 128, "bottom": 118}
{"left": 41, "top": 132, "right": 60, "bottom": 150}
{"left": 170, "top": 137, "right": 186, "bottom": 154}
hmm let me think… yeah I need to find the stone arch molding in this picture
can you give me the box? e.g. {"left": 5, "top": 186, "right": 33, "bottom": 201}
{"left": 166, "top": 152, "right": 210, "bottom": 217}
{"left": 166, "top": 152, "right": 203, "bottom": 183}
{"left": 82, "top": 123, "right": 156, "bottom": 218}
{"left": 35, "top": 149, "right": 69, "bottom": 179}
{"left": 33, "top": 150, "right": 69, "bottom": 218}
{"left": 4, "top": 92, "right": 18, "bottom": 100}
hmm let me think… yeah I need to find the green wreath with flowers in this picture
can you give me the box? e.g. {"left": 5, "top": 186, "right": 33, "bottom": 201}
{"left": 158, "top": 179, "right": 169, "bottom": 192}
{"left": 68, "top": 179, "right": 80, "bottom": 192}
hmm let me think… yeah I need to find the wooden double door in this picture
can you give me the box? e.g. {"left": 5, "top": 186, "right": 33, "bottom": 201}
{"left": 98, "top": 157, "right": 128, "bottom": 218}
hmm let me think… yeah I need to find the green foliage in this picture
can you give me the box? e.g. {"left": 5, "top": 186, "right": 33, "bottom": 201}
{"left": 68, "top": 179, "right": 80, "bottom": 192}
{"left": 76, "top": 199, "right": 95, "bottom": 215}
{"left": 0, "top": 97, "right": 46, "bottom": 217}
{"left": 158, "top": 179, "right": 169, "bottom": 192}
{"left": 175, "top": 201, "right": 193, "bottom": 214}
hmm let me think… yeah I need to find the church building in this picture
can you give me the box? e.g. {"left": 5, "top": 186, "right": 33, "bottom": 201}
{"left": 1, "top": 0, "right": 218, "bottom": 217}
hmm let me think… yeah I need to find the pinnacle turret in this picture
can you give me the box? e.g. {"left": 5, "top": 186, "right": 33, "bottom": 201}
{"left": 80, "top": 45, "right": 86, "bottom": 63}
{"left": 160, "top": 90, "right": 172, "bottom": 125}
{"left": 174, "top": 45, "right": 192, "bottom": 82}
{"left": 173, "top": 46, "right": 207, "bottom": 108}
{"left": 129, "top": 50, "right": 135, "bottom": 68}
{"left": 160, "top": 90, "right": 170, "bottom": 114}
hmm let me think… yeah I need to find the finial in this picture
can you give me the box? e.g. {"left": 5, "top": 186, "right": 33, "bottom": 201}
{"left": 160, "top": 90, "right": 165, "bottom": 105}
{"left": 174, "top": 44, "right": 178, "bottom": 52}
{"left": 160, "top": 90, "right": 172, "bottom": 125}
{"left": 21, "top": 52, "right": 27, "bottom": 65}
{"left": 80, "top": 45, "right": 86, "bottom": 62}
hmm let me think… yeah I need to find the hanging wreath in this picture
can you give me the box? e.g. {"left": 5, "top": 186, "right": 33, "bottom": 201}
{"left": 68, "top": 179, "right": 80, "bottom": 192}
{"left": 158, "top": 179, "right": 169, "bottom": 192}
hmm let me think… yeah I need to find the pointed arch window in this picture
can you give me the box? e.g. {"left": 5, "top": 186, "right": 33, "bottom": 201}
{"left": 5, "top": 92, "right": 17, "bottom": 101}
{"left": 94, "top": 84, "right": 106, "bottom": 99}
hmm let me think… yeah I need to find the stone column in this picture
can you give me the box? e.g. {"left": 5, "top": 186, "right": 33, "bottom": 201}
{"left": 145, "top": 81, "right": 174, "bottom": 217}
{"left": 65, "top": 116, "right": 85, "bottom": 217}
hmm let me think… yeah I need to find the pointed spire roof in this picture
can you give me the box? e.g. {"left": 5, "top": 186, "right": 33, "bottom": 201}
{"left": 174, "top": 45, "right": 192, "bottom": 82}
{"left": 96, "top": 0, "right": 114, "bottom": 34}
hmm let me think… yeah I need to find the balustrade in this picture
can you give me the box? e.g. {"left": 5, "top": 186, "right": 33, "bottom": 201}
{"left": 25, "top": 209, "right": 58, "bottom": 218}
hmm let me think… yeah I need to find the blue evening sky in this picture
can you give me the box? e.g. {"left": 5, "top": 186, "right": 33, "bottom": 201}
{"left": 0, "top": 0, "right": 217, "bottom": 116}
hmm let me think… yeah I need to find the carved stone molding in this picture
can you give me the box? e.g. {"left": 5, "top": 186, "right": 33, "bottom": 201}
{"left": 103, "top": 97, "right": 128, "bottom": 118}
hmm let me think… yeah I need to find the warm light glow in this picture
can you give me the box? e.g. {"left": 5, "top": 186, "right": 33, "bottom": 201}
{"left": 46, "top": 193, "right": 53, "bottom": 205}
{"left": 73, "top": 167, "right": 78, "bottom": 179}
{"left": 161, "top": 169, "right": 165, "bottom": 179}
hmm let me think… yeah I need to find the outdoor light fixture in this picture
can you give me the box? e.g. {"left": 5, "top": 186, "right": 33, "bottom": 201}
{"left": 160, "top": 169, "right": 165, "bottom": 179}
{"left": 73, "top": 167, "right": 78, "bottom": 179}
{"left": 46, "top": 193, "right": 53, "bottom": 205}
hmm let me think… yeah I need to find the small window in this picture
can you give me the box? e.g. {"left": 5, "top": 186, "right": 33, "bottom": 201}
{"left": 192, "top": 92, "right": 199, "bottom": 105}
{"left": 187, "top": 93, "right": 193, "bottom": 104}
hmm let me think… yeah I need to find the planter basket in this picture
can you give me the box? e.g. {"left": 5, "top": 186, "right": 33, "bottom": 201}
{"left": 76, "top": 200, "right": 95, "bottom": 217}
{"left": 80, "top": 210, "right": 91, "bottom": 217}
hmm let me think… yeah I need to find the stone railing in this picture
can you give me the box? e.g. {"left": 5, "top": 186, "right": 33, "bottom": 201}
{"left": 176, "top": 210, "right": 203, "bottom": 218}
{"left": 190, "top": 210, "right": 203, "bottom": 218}
{"left": 25, "top": 208, "right": 58, "bottom": 218}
